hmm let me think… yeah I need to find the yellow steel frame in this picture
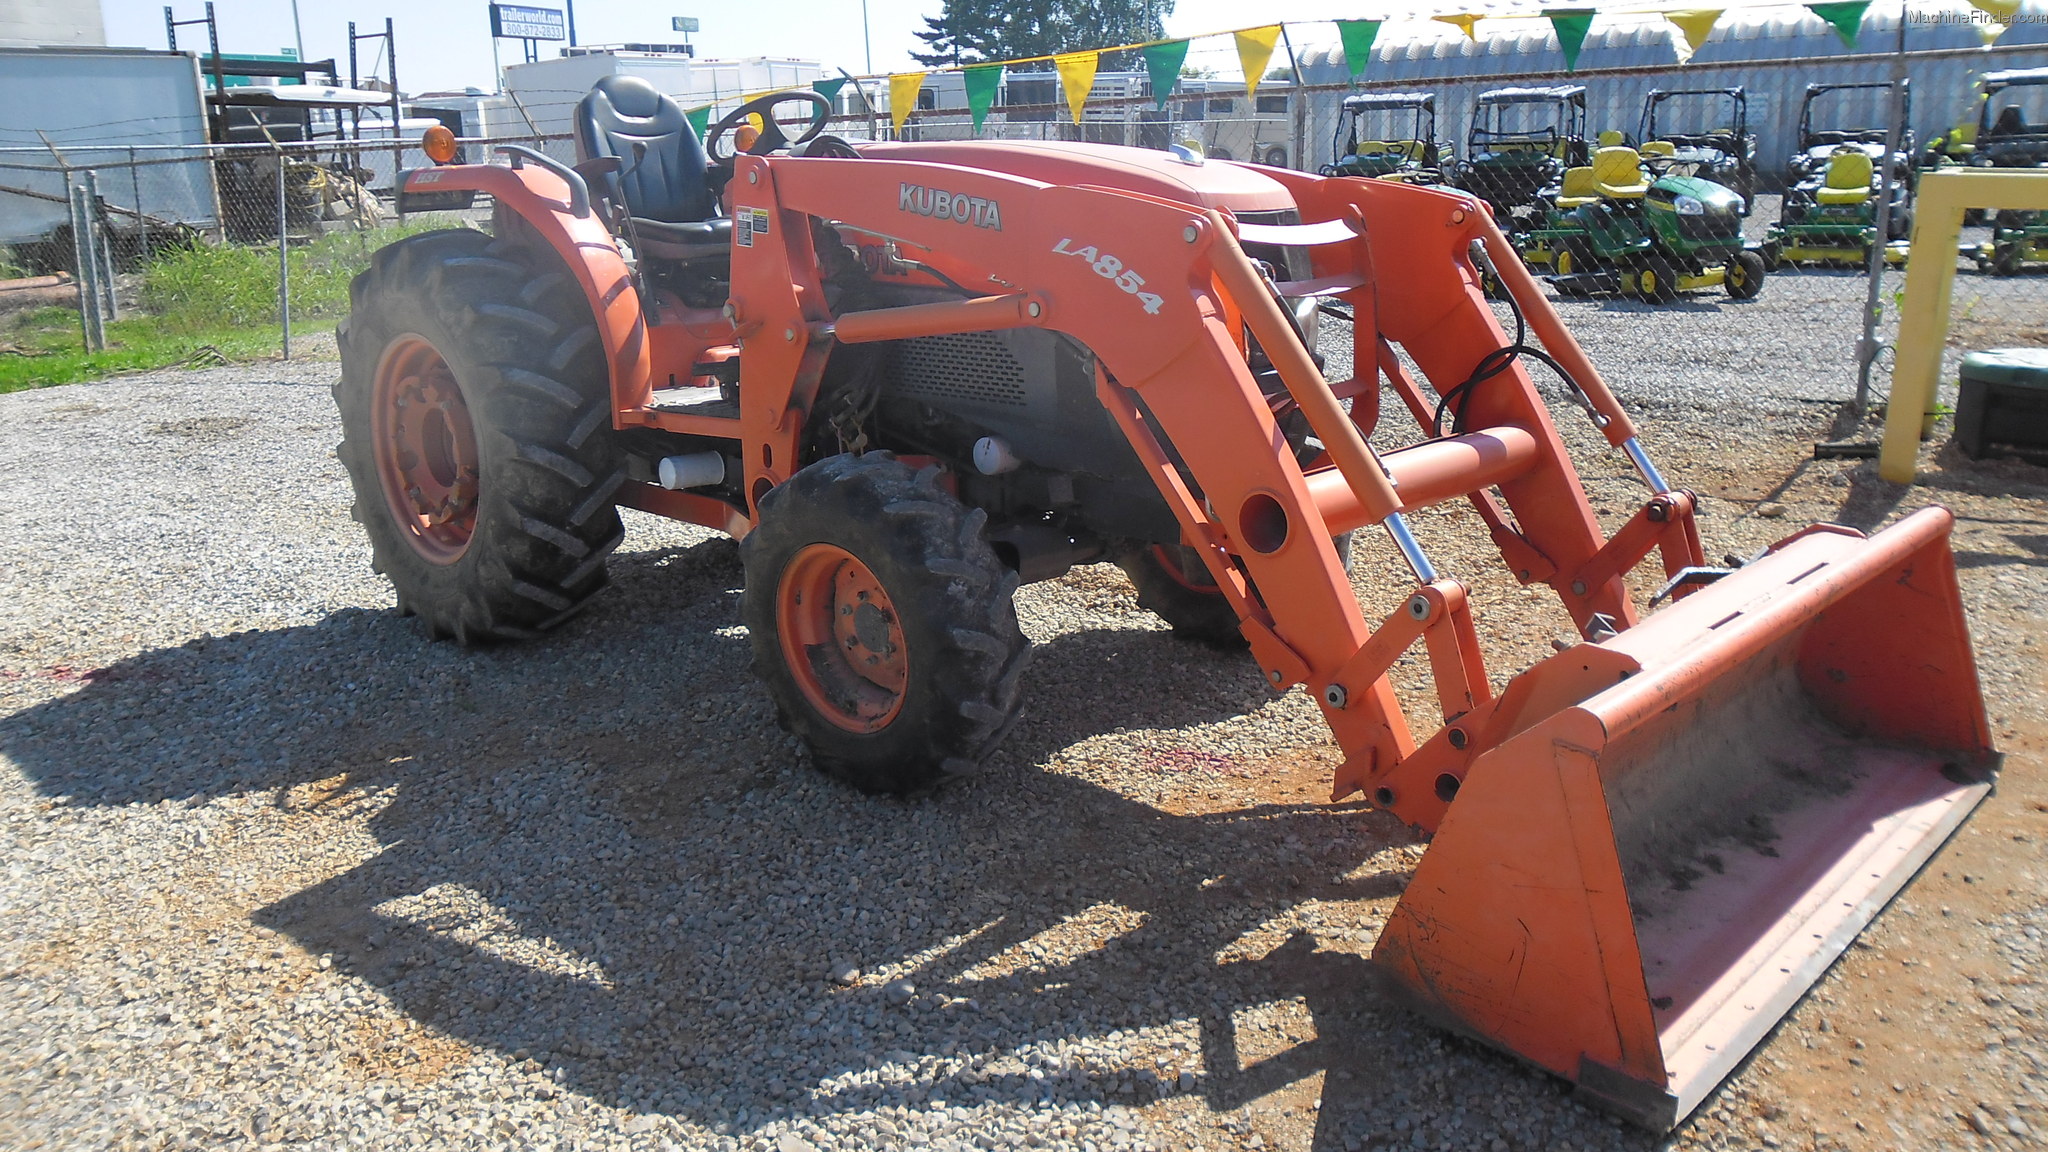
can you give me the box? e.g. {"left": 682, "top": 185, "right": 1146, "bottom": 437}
{"left": 1882, "top": 169, "right": 2048, "bottom": 482}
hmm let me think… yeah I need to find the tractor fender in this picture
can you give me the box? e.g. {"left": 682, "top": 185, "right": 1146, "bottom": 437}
{"left": 396, "top": 162, "right": 653, "bottom": 419}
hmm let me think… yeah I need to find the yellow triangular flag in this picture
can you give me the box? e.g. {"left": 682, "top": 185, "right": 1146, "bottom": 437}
{"left": 889, "top": 72, "right": 925, "bottom": 130}
{"left": 1433, "top": 13, "right": 1484, "bottom": 39}
{"left": 1235, "top": 25, "right": 1282, "bottom": 98}
{"left": 1969, "top": 0, "right": 2021, "bottom": 18}
{"left": 1054, "top": 51, "right": 1099, "bottom": 124}
{"left": 1665, "top": 9, "right": 1724, "bottom": 63}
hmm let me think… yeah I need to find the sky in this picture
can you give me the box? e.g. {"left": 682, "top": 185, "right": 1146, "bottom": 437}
{"left": 99, "top": 0, "right": 1369, "bottom": 96}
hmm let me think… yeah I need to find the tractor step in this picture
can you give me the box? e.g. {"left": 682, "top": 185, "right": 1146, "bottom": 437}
{"left": 648, "top": 384, "right": 740, "bottom": 419}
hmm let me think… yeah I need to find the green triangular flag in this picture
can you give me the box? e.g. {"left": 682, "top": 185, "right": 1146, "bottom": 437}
{"left": 1336, "top": 20, "right": 1382, "bottom": 79}
{"left": 1548, "top": 10, "right": 1596, "bottom": 72}
{"left": 685, "top": 106, "right": 711, "bottom": 139}
{"left": 964, "top": 63, "right": 1003, "bottom": 132}
{"left": 811, "top": 77, "right": 848, "bottom": 103}
{"left": 1142, "top": 40, "right": 1189, "bottom": 110}
{"left": 1806, "top": 0, "right": 1870, "bottom": 47}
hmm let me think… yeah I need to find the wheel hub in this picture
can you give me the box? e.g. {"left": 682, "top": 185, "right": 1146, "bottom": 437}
{"left": 372, "top": 336, "right": 479, "bottom": 565}
{"left": 778, "top": 544, "right": 908, "bottom": 733}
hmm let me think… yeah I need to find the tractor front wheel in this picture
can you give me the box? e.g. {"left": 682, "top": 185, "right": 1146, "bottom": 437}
{"left": 1724, "top": 250, "right": 1766, "bottom": 300}
{"left": 741, "top": 453, "right": 1030, "bottom": 794}
{"left": 335, "top": 228, "right": 624, "bottom": 643}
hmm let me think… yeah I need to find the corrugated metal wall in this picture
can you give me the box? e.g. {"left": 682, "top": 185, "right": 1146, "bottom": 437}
{"left": 1293, "top": 5, "right": 2048, "bottom": 189}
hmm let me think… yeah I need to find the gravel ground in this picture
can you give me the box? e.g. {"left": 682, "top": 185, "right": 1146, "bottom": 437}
{"left": 0, "top": 269, "right": 2044, "bottom": 1152}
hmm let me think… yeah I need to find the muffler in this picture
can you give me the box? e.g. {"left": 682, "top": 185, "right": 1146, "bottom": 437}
{"left": 1371, "top": 507, "right": 1995, "bottom": 1129}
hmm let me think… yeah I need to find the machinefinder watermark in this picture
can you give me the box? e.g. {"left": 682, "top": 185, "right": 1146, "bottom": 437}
{"left": 1909, "top": 9, "right": 2048, "bottom": 21}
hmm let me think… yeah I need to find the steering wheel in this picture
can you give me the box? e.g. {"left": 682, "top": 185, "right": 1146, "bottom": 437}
{"left": 705, "top": 90, "right": 832, "bottom": 164}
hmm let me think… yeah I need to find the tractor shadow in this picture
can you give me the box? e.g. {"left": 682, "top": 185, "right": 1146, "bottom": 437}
{"left": 0, "top": 541, "right": 1667, "bottom": 1152}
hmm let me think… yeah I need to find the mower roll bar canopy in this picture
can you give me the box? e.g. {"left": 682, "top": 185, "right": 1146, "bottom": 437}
{"left": 1797, "top": 80, "right": 1912, "bottom": 151}
{"left": 1342, "top": 92, "right": 1436, "bottom": 111}
{"left": 1640, "top": 86, "right": 1748, "bottom": 147}
{"left": 1978, "top": 69, "right": 2048, "bottom": 140}
{"left": 1477, "top": 85, "right": 1587, "bottom": 105}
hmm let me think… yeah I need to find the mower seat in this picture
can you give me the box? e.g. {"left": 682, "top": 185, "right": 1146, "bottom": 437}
{"left": 1640, "top": 139, "right": 1677, "bottom": 157}
{"left": 1816, "top": 150, "right": 1874, "bottom": 205}
{"left": 1593, "top": 146, "right": 1649, "bottom": 199}
{"left": 1554, "top": 165, "right": 1600, "bottom": 209}
{"left": 574, "top": 75, "right": 731, "bottom": 259}
{"left": 1359, "top": 139, "right": 1390, "bottom": 155}
{"left": 1597, "top": 129, "right": 1626, "bottom": 147}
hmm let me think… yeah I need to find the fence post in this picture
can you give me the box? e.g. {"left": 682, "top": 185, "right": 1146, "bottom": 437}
{"left": 83, "top": 170, "right": 118, "bottom": 323}
{"left": 127, "top": 146, "right": 146, "bottom": 261}
{"left": 67, "top": 183, "right": 106, "bottom": 352}
{"left": 276, "top": 147, "right": 292, "bottom": 361}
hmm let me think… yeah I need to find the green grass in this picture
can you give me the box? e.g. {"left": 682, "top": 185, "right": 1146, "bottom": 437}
{"left": 1, "top": 217, "right": 464, "bottom": 394}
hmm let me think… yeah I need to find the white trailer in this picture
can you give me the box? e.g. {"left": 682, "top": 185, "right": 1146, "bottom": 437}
{"left": 0, "top": 46, "right": 217, "bottom": 246}
{"left": 502, "top": 49, "right": 825, "bottom": 154}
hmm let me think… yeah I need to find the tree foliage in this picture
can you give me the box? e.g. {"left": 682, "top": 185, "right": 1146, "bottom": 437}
{"left": 910, "top": 0, "right": 1172, "bottom": 67}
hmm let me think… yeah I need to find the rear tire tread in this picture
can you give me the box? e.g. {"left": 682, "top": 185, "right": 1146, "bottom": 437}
{"left": 334, "top": 227, "right": 622, "bottom": 644}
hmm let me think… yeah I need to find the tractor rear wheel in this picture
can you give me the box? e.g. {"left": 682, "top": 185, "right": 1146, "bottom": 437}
{"left": 741, "top": 453, "right": 1030, "bottom": 794}
{"left": 334, "top": 228, "right": 623, "bottom": 643}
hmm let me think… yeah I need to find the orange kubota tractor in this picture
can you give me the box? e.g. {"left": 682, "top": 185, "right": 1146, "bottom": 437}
{"left": 339, "top": 80, "right": 1997, "bottom": 1128}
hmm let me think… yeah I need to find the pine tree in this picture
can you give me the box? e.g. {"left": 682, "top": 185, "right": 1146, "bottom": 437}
{"left": 910, "top": 0, "right": 1170, "bottom": 65}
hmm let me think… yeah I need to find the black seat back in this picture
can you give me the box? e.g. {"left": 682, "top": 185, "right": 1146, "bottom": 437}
{"left": 573, "top": 75, "right": 714, "bottom": 224}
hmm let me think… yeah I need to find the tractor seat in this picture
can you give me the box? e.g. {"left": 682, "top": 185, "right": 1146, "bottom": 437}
{"left": 1592, "top": 146, "right": 1649, "bottom": 198}
{"left": 574, "top": 75, "right": 730, "bottom": 259}
{"left": 1554, "top": 165, "right": 1600, "bottom": 208}
{"left": 1358, "top": 139, "right": 1391, "bottom": 155}
{"left": 1640, "top": 140, "right": 1677, "bottom": 157}
{"left": 1597, "top": 129, "right": 1626, "bottom": 147}
{"left": 1816, "top": 150, "right": 1874, "bottom": 205}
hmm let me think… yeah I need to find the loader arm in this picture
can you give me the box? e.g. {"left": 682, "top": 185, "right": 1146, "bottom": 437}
{"left": 726, "top": 152, "right": 1991, "bottom": 1130}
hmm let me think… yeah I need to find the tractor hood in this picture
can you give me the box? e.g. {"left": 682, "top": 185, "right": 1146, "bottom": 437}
{"left": 859, "top": 140, "right": 1297, "bottom": 214}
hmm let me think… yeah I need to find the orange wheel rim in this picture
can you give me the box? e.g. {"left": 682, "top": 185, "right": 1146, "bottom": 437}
{"left": 371, "top": 335, "right": 479, "bottom": 565}
{"left": 776, "top": 544, "right": 909, "bottom": 733}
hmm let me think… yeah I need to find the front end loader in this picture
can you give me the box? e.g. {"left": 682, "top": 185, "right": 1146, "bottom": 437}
{"left": 339, "top": 84, "right": 1996, "bottom": 1130}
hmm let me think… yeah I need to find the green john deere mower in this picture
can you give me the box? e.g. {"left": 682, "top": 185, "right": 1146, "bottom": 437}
{"left": 1518, "top": 145, "right": 1765, "bottom": 303}
{"left": 1322, "top": 92, "right": 1446, "bottom": 184}
{"left": 1764, "top": 81, "right": 1916, "bottom": 268}
{"left": 1965, "top": 68, "right": 2048, "bottom": 275}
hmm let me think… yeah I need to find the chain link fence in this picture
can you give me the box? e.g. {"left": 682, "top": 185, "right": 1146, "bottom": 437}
{"left": 0, "top": 132, "right": 561, "bottom": 363}
{"left": 8, "top": 44, "right": 2047, "bottom": 418}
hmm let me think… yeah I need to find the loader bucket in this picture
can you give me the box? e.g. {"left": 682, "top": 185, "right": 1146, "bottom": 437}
{"left": 1372, "top": 507, "right": 1996, "bottom": 1130}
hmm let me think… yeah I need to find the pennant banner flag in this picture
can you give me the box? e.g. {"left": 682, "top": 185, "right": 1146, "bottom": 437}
{"left": 1236, "top": 25, "right": 1282, "bottom": 97}
{"left": 1336, "top": 20, "right": 1382, "bottom": 79}
{"left": 1549, "top": 10, "right": 1597, "bottom": 72}
{"left": 1143, "top": 39, "right": 1190, "bottom": 109}
{"left": 889, "top": 72, "right": 924, "bottom": 130}
{"left": 1805, "top": 0, "right": 1870, "bottom": 47}
{"left": 1969, "top": 0, "right": 2019, "bottom": 42}
{"left": 963, "top": 63, "right": 1002, "bottom": 132}
{"left": 1666, "top": 8, "right": 1724, "bottom": 62}
{"left": 685, "top": 106, "right": 711, "bottom": 140}
{"left": 1055, "top": 51, "right": 1099, "bottom": 124}
{"left": 1433, "top": 14, "right": 1484, "bottom": 40}
{"left": 811, "top": 76, "right": 848, "bottom": 104}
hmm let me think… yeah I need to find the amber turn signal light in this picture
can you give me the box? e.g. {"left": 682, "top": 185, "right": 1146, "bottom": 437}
{"left": 421, "top": 125, "right": 457, "bottom": 165}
